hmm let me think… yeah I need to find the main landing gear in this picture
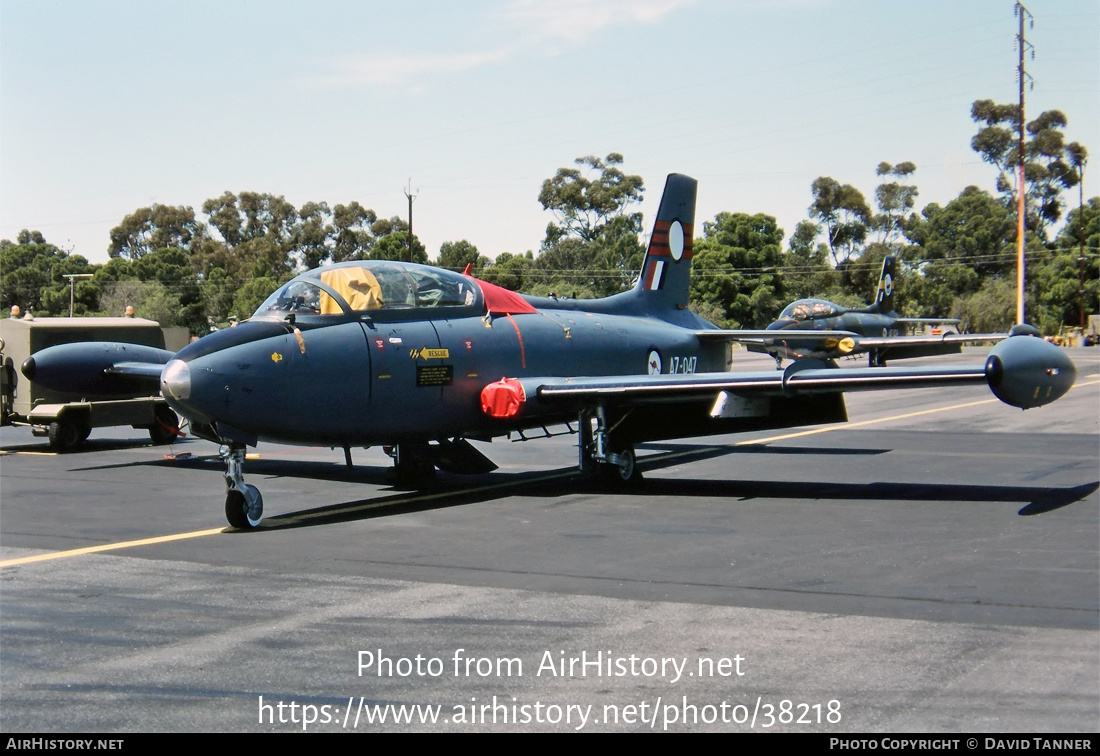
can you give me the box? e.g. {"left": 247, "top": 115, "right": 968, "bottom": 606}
{"left": 383, "top": 439, "right": 499, "bottom": 485}
{"left": 386, "top": 442, "right": 437, "bottom": 486}
{"left": 221, "top": 444, "right": 263, "bottom": 529}
{"left": 578, "top": 407, "right": 641, "bottom": 485}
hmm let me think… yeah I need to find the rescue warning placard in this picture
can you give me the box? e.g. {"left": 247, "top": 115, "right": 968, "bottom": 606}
{"left": 417, "top": 365, "right": 454, "bottom": 387}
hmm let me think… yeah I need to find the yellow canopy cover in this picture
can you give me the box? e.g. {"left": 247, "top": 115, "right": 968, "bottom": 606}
{"left": 319, "top": 266, "right": 383, "bottom": 313}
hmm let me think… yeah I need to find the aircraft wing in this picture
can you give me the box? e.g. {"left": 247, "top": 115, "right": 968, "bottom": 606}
{"left": 705, "top": 326, "right": 1007, "bottom": 363}
{"left": 892, "top": 317, "right": 962, "bottom": 325}
{"left": 486, "top": 336, "right": 1075, "bottom": 418}
{"left": 846, "top": 332, "right": 1006, "bottom": 350}
{"left": 696, "top": 328, "right": 864, "bottom": 356}
{"left": 695, "top": 328, "right": 859, "bottom": 344}
{"left": 527, "top": 363, "right": 986, "bottom": 404}
{"left": 699, "top": 329, "right": 1002, "bottom": 350}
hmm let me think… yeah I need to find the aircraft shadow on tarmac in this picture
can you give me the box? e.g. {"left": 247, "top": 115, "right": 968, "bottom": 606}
{"left": 1, "top": 438, "right": 175, "bottom": 454}
{"left": 63, "top": 440, "right": 1093, "bottom": 530}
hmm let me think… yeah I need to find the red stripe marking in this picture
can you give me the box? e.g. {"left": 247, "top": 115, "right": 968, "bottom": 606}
{"left": 505, "top": 313, "right": 526, "bottom": 369}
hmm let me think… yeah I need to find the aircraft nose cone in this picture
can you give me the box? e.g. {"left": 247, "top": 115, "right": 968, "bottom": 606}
{"left": 20, "top": 356, "right": 35, "bottom": 381}
{"left": 161, "top": 359, "right": 191, "bottom": 401}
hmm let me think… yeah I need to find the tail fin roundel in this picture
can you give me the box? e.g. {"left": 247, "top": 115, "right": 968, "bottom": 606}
{"left": 636, "top": 173, "right": 697, "bottom": 311}
{"left": 873, "top": 255, "right": 896, "bottom": 314}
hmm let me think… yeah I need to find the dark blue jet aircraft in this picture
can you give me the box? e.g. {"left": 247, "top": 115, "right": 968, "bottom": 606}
{"left": 23, "top": 174, "right": 1076, "bottom": 529}
{"left": 749, "top": 255, "right": 996, "bottom": 367}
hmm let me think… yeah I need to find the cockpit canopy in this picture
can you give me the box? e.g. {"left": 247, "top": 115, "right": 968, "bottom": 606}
{"left": 777, "top": 298, "right": 845, "bottom": 321}
{"left": 251, "top": 261, "right": 483, "bottom": 323}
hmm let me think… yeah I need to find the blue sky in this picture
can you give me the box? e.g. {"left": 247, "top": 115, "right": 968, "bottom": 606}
{"left": 1, "top": 0, "right": 1097, "bottom": 265}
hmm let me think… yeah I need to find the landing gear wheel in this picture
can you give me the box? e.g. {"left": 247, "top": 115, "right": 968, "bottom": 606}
{"left": 392, "top": 443, "right": 437, "bottom": 487}
{"left": 615, "top": 447, "right": 639, "bottom": 483}
{"left": 47, "top": 418, "right": 81, "bottom": 452}
{"left": 225, "top": 484, "right": 263, "bottom": 529}
{"left": 600, "top": 446, "right": 642, "bottom": 485}
{"left": 148, "top": 405, "right": 180, "bottom": 445}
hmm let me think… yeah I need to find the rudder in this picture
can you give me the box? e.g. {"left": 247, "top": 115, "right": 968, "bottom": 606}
{"left": 872, "top": 255, "right": 896, "bottom": 313}
{"left": 635, "top": 173, "right": 697, "bottom": 312}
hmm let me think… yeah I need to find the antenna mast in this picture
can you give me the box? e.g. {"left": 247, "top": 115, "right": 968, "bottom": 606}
{"left": 404, "top": 179, "right": 419, "bottom": 263}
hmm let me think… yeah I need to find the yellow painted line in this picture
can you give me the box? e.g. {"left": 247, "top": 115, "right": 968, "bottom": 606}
{"left": 734, "top": 398, "right": 998, "bottom": 445}
{"left": 247, "top": 447, "right": 322, "bottom": 458}
{"left": 0, "top": 528, "right": 224, "bottom": 568}
{"left": 732, "top": 378, "right": 1099, "bottom": 446}
{"left": 4, "top": 377, "right": 1097, "bottom": 566}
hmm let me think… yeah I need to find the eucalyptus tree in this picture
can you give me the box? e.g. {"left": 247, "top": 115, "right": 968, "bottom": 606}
{"left": 807, "top": 177, "right": 872, "bottom": 268}
{"left": 108, "top": 204, "right": 201, "bottom": 260}
{"left": 331, "top": 202, "right": 378, "bottom": 262}
{"left": 537, "top": 153, "right": 644, "bottom": 245}
{"left": 690, "top": 212, "right": 785, "bottom": 328}
{"left": 872, "top": 161, "right": 918, "bottom": 246}
{"left": 535, "top": 153, "right": 646, "bottom": 296}
{"left": 1, "top": 231, "right": 98, "bottom": 315}
{"left": 970, "top": 100, "right": 1087, "bottom": 237}
{"left": 437, "top": 240, "right": 488, "bottom": 273}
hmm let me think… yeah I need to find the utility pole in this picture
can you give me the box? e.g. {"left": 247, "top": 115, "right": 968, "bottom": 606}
{"left": 63, "top": 273, "right": 93, "bottom": 317}
{"left": 404, "top": 179, "right": 418, "bottom": 263}
{"left": 1078, "top": 155, "right": 1088, "bottom": 328}
{"left": 1015, "top": 1, "right": 1034, "bottom": 324}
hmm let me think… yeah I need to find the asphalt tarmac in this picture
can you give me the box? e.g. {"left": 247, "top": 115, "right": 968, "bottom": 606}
{"left": 1, "top": 347, "right": 1097, "bottom": 733}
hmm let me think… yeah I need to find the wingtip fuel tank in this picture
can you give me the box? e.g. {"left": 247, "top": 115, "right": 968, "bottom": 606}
{"left": 985, "top": 335, "right": 1076, "bottom": 409}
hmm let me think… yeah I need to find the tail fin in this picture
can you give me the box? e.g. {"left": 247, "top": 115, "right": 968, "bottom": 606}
{"left": 872, "top": 255, "right": 896, "bottom": 313}
{"left": 634, "top": 173, "right": 697, "bottom": 311}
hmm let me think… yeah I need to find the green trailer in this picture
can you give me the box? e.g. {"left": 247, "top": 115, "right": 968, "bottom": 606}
{"left": 0, "top": 317, "right": 185, "bottom": 451}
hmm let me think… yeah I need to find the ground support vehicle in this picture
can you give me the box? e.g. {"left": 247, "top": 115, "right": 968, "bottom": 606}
{"left": 0, "top": 317, "right": 183, "bottom": 451}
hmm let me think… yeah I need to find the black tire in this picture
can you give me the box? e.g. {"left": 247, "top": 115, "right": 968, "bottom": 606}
{"left": 392, "top": 443, "right": 437, "bottom": 487}
{"left": 225, "top": 490, "right": 249, "bottom": 529}
{"left": 616, "top": 447, "right": 639, "bottom": 483}
{"left": 149, "top": 405, "right": 180, "bottom": 445}
{"left": 599, "top": 446, "right": 642, "bottom": 485}
{"left": 47, "top": 418, "right": 81, "bottom": 453}
{"left": 225, "top": 485, "right": 263, "bottom": 529}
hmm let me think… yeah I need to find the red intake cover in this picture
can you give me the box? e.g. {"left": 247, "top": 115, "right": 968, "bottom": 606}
{"left": 480, "top": 378, "right": 526, "bottom": 418}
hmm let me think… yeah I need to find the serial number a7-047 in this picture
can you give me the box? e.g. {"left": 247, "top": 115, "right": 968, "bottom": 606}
{"left": 669, "top": 356, "right": 697, "bottom": 374}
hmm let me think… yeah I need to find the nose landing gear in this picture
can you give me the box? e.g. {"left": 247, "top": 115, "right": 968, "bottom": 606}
{"left": 221, "top": 444, "right": 263, "bottom": 529}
